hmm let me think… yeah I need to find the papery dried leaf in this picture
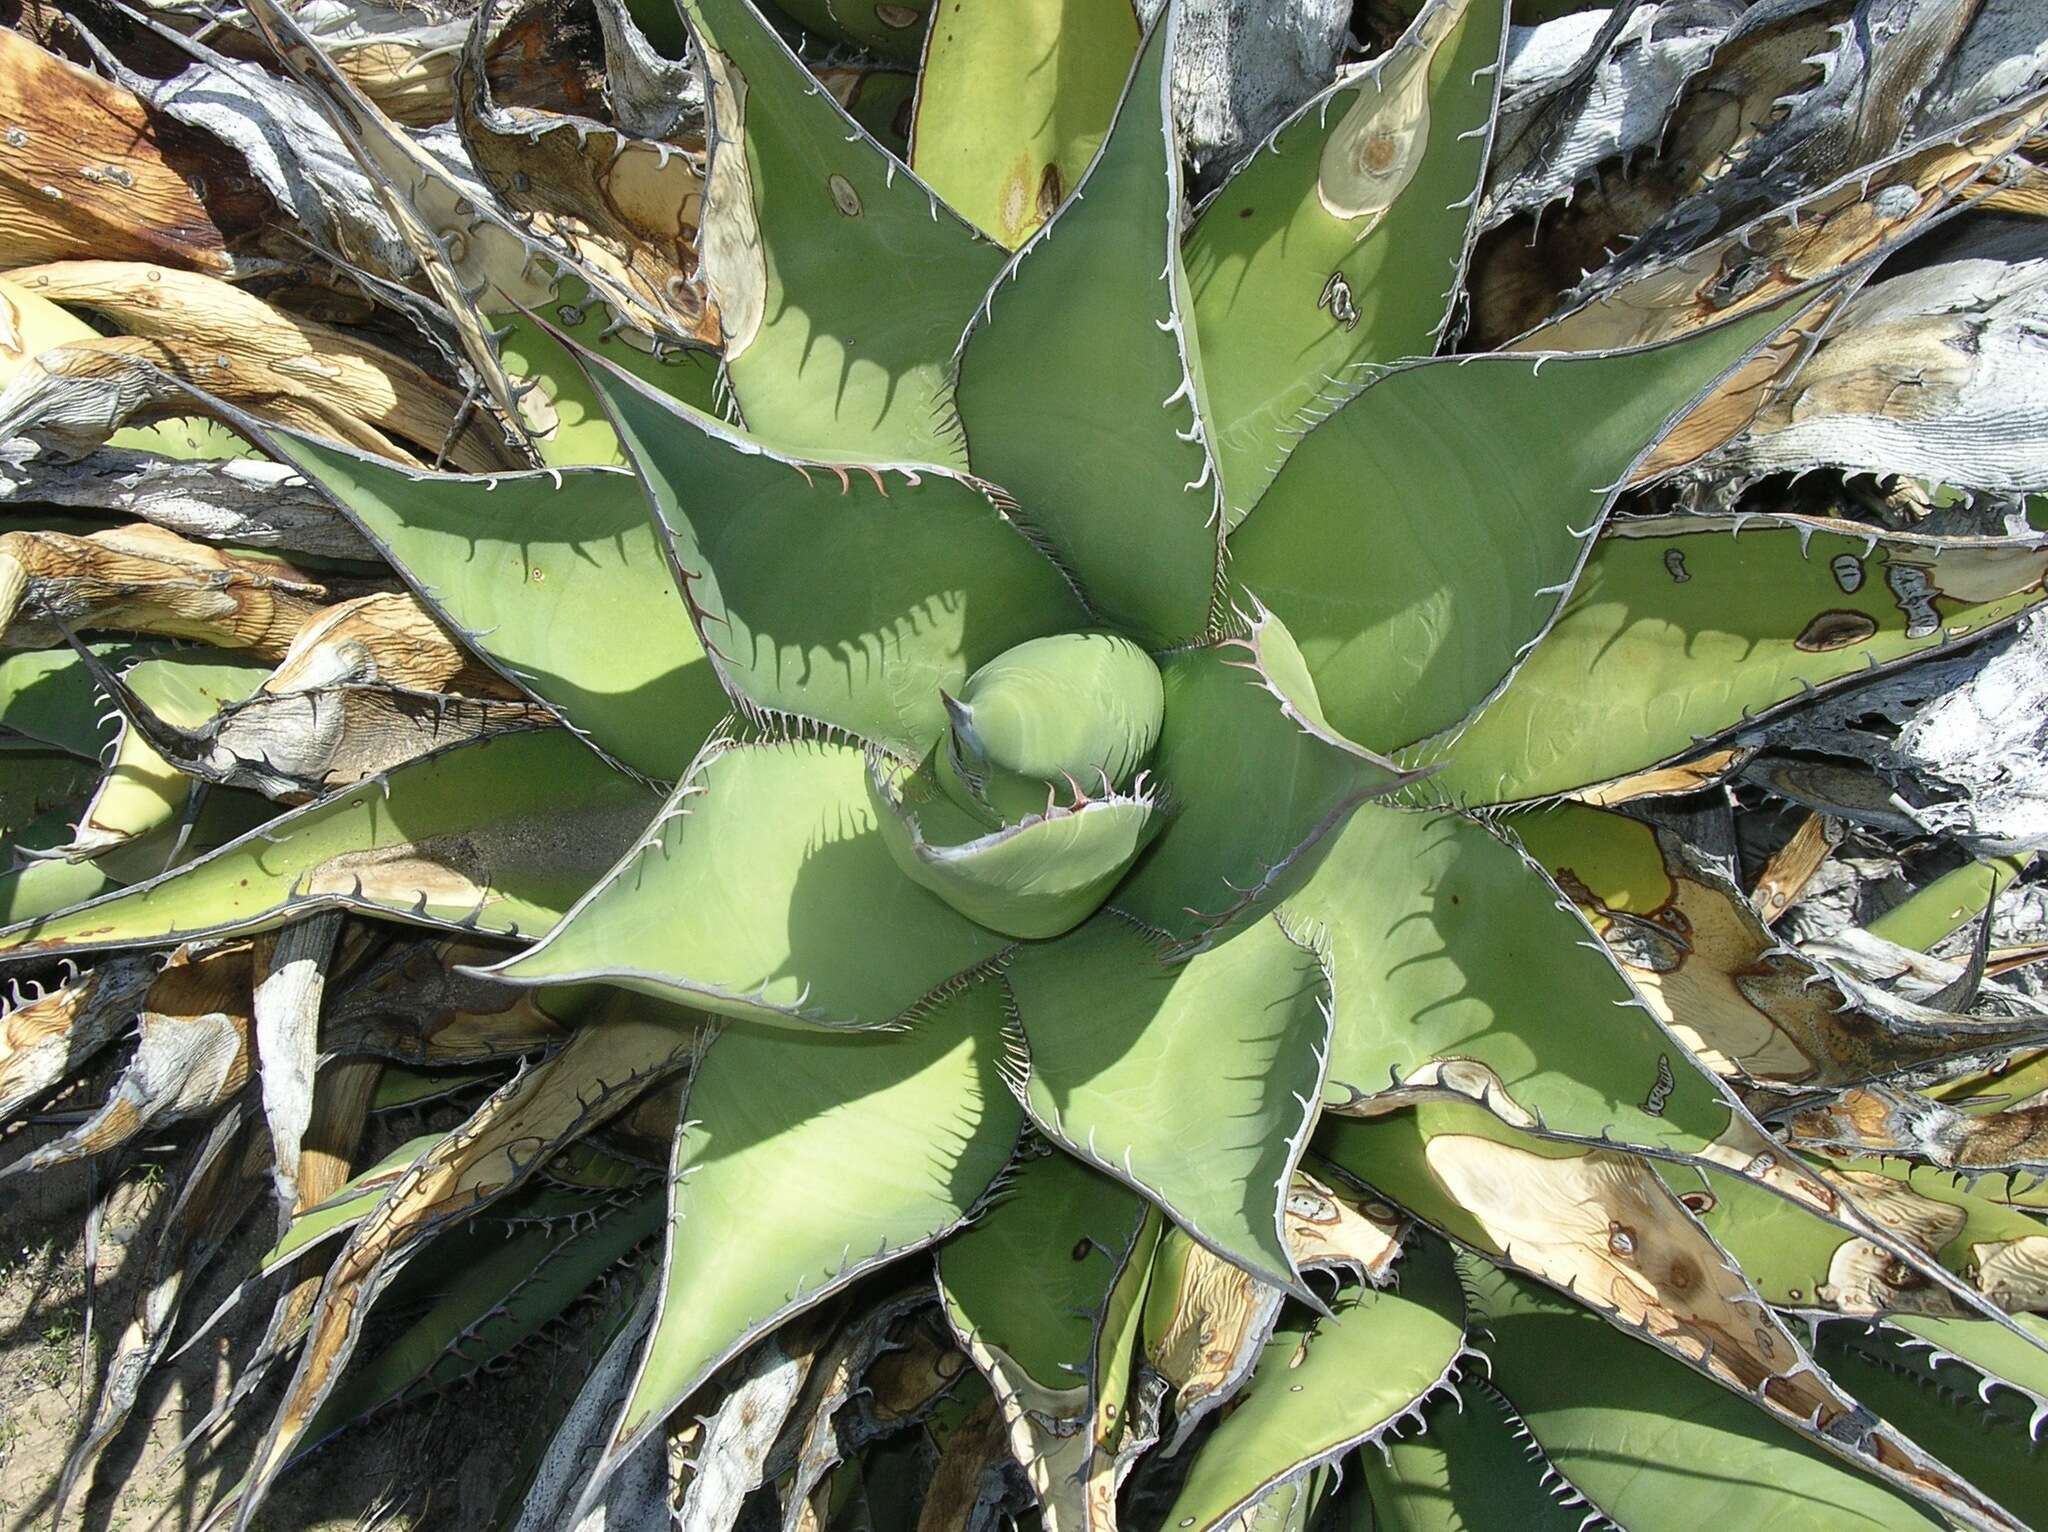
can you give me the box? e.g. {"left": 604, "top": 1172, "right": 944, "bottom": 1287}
{"left": 1752, "top": 812, "right": 1843, "bottom": 925}
{"left": 91, "top": 659, "right": 557, "bottom": 801}
{"left": 0, "top": 447, "right": 377, "bottom": 561}
{"left": 1420, "top": 1130, "right": 2025, "bottom": 1530}
{"left": 1525, "top": 91, "right": 2048, "bottom": 355}
{"left": 63, "top": 651, "right": 267, "bottom": 859}
{"left": 252, "top": 912, "right": 342, "bottom": 1214}
{"left": 1703, "top": 249, "right": 2048, "bottom": 490}
{"left": 0, "top": 523, "right": 326, "bottom": 656}
{"left": 1483, "top": 3, "right": 1733, "bottom": 229}
{"left": 1141, "top": 1171, "right": 1405, "bottom": 1453}
{"left": 455, "top": 13, "right": 720, "bottom": 346}
{"left": 769, "top": 1293, "right": 938, "bottom": 1531}
{"left": 1788, "top": 1085, "right": 2048, "bottom": 1176}
{"left": 1607, "top": 0, "right": 1990, "bottom": 283}
{"left": 0, "top": 954, "right": 155, "bottom": 1120}
{"left": 1, "top": 941, "right": 253, "bottom": 1178}
{"left": 262, "top": 591, "right": 519, "bottom": 699}
{"left": 675, "top": 1316, "right": 830, "bottom": 1528}
{"left": 3, "top": 260, "right": 514, "bottom": 470}
{"left": 0, "top": 29, "right": 252, "bottom": 272}
{"left": 1467, "top": 0, "right": 1845, "bottom": 343}
{"left": 237, "top": 0, "right": 666, "bottom": 433}
{"left": 321, "top": 937, "right": 590, "bottom": 1063}
{"left": 913, "top": 1388, "right": 1013, "bottom": 1532}
{"left": 66, "top": 14, "right": 415, "bottom": 282}
{"left": 1521, "top": 805, "right": 2048, "bottom": 1088}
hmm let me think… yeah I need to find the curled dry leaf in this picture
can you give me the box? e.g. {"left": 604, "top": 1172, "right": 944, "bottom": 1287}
{"left": 311, "top": 933, "right": 589, "bottom": 1065}
{"left": 3, "top": 260, "right": 516, "bottom": 470}
{"left": 1787, "top": 1085, "right": 2048, "bottom": 1177}
{"left": 1423, "top": 1131, "right": 2024, "bottom": 1528}
{"left": 1526, "top": 90, "right": 2048, "bottom": 356}
{"left": 0, "top": 523, "right": 327, "bottom": 657}
{"left": 456, "top": 11, "right": 720, "bottom": 346}
{"left": 0, "top": 447, "right": 377, "bottom": 561}
{"left": 251, "top": 912, "right": 343, "bottom": 1214}
{"left": 1518, "top": 806, "right": 2045, "bottom": 1089}
{"left": 182, "top": 683, "right": 556, "bottom": 800}
{"left": 1141, "top": 1170, "right": 1405, "bottom": 1454}
{"left": 263, "top": 590, "right": 523, "bottom": 698}
{"left": 0, "top": 954, "right": 155, "bottom": 1120}
{"left": 1, "top": 941, "right": 254, "bottom": 1178}
{"left": 1702, "top": 247, "right": 2048, "bottom": 491}
{"left": 1466, "top": 0, "right": 1848, "bottom": 343}
{"left": 1751, "top": 812, "right": 1844, "bottom": 926}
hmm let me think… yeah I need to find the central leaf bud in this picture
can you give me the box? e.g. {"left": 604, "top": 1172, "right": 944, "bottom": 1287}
{"left": 938, "top": 631, "right": 1164, "bottom": 826}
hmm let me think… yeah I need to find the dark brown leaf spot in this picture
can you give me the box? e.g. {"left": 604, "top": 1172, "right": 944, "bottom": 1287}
{"left": 1035, "top": 163, "right": 1064, "bottom": 222}
{"left": 1794, "top": 610, "right": 1877, "bottom": 651}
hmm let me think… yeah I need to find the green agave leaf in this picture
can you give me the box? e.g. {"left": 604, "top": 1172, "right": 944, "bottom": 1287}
{"left": 868, "top": 751, "right": 1159, "bottom": 939}
{"left": 252, "top": 431, "right": 723, "bottom": 782}
{"left": 1, "top": 750, "right": 94, "bottom": 844}
{"left": 1883, "top": 1314, "right": 2048, "bottom": 1430}
{"left": 1461, "top": 1258, "right": 1948, "bottom": 1530}
{"left": 1867, "top": 856, "right": 2033, "bottom": 951}
{"left": 773, "top": 0, "right": 931, "bottom": 62}
{"left": 581, "top": 344, "right": 1089, "bottom": 756}
{"left": 1114, "top": 618, "right": 1413, "bottom": 943}
{"left": 1159, "top": 1236, "right": 1470, "bottom": 1532}
{"left": 1813, "top": 1320, "right": 2048, "bottom": 1525}
{"left": 936, "top": 1148, "right": 1160, "bottom": 1529}
{"left": 1184, "top": 0, "right": 1509, "bottom": 523}
{"left": 1402, "top": 517, "right": 2048, "bottom": 806}
{"left": 940, "top": 630, "right": 1164, "bottom": 816}
{"left": 301, "top": 1192, "right": 660, "bottom": 1455}
{"left": 497, "top": 282, "right": 721, "bottom": 468}
{"left": 678, "top": 0, "right": 1001, "bottom": 464}
{"left": 909, "top": 0, "right": 1137, "bottom": 248}
{"left": 1284, "top": 801, "right": 1736, "bottom": 1158}
{"left": 1362, "top": 1384, "right": 1588, "bottom": 1531}
{"left": 368, "top": 1064, "right": 504, "bottom": 1111}
{"left": 605, "top": 983, "right": 1022, "bottom": 1477}
{"left": 0, "top": 810, "right": 84, "bottom": 926}
{"left": 0, "top": 787, "right": 274, "bottom": 928}
{"left": 828, "top": 65, "right": 918, "bottom": 156}
{"left": 0, "top": 644, "right": 132, "bottom": 758}
{"left": 952, "top": 15, "right": 1220, "bottom": 645}
{"left": 1228, "top": 297, "right": 1814, "bottom": 755}
{"left": 1000, "top": 910, "right": 1331, "bottom": 1292}
{"left": 0, "top": 731, "right": 654, "bottom": 959}
{"left": 485, "top": 738, "right": 1009, "bottom": 1027}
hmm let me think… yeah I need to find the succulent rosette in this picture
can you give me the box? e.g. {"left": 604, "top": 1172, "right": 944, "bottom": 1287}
{"left": 4, "top": 0, "right": 2048, "bottom": 1528}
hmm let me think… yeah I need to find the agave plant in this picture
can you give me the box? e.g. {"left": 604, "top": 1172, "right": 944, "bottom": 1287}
{"left": 4, "top": 0, "right": 2048, "bottom": 1528}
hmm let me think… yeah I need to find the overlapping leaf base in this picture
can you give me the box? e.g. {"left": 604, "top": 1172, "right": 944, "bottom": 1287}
{"left": 3, "top": 0, "right": 2048, "bottom": 1528}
